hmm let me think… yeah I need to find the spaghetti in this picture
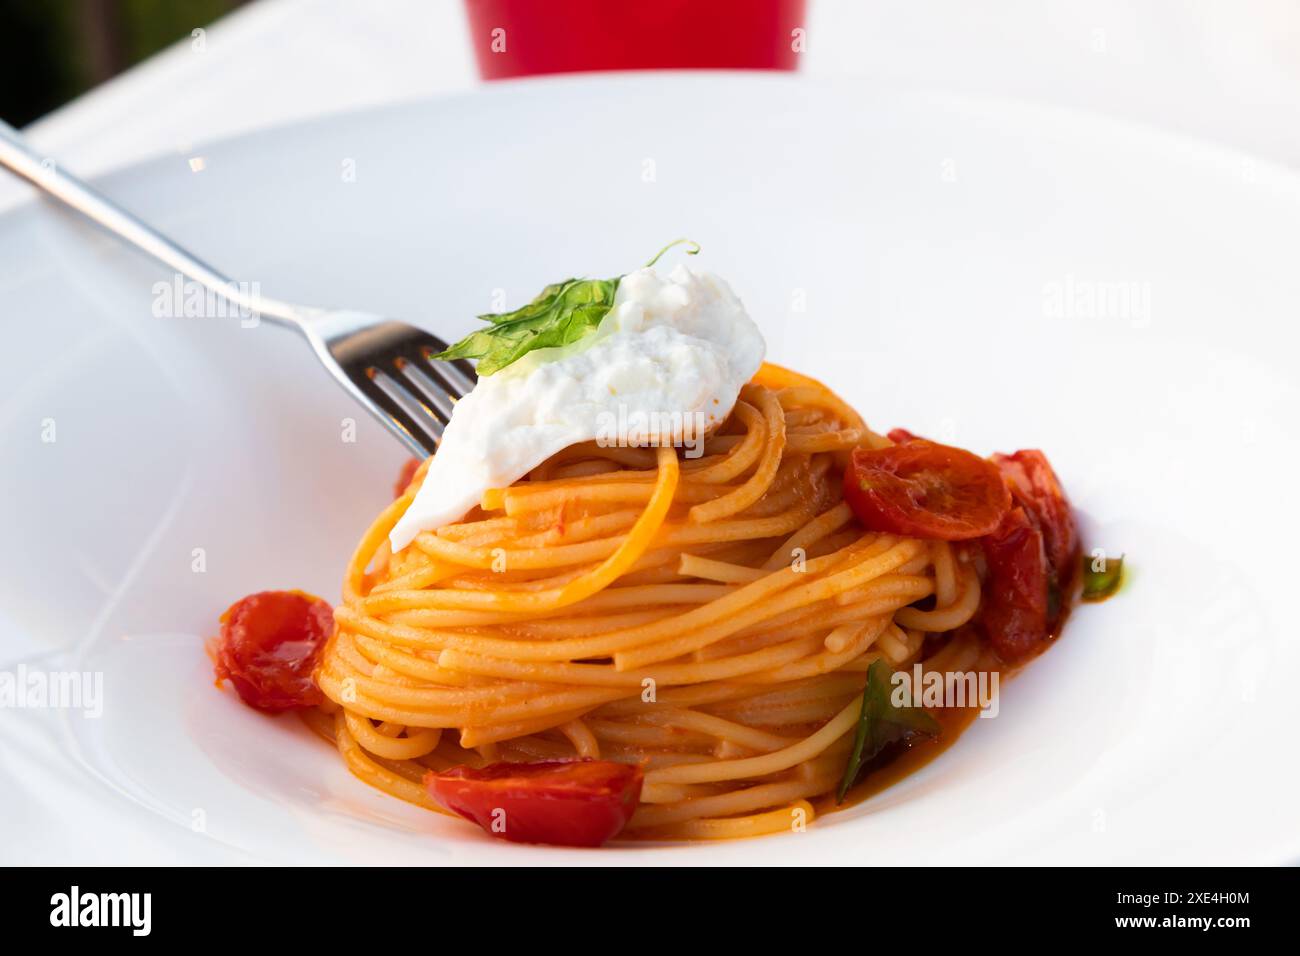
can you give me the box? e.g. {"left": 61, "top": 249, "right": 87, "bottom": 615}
{"left": 305, "top": 363, "right": 1002, "bottom": 841}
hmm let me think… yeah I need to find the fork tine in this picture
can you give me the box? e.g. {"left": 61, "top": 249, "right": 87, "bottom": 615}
{"left": 353, "top": 368, "right": 444, "bottom": 456}
{"left": 420, "top": 340, "right": 477, "bottom": 396}
{"left": 395, "top": 357, "right": 458, "bottom": 422}
{"left": 313, "top": 318, "right": 475, "bottom": 459}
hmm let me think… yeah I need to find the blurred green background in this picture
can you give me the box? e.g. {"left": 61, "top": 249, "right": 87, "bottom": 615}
{"left": 1, "top": 0, "right": 248, "bottom": 126}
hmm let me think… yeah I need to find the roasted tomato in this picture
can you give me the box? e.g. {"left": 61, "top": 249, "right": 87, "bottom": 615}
{"left": 977, "top": 450, "right": 1079, "bottom": 662}
{"left": 990, "top": 450, "right": 1078, "bottom": 583}
{"left": 211, "top": 590, "right": 333, "bottom": 712}
{"left": 977, "top": 507, "right": 1050, "bottom": 662}
{"left": 424, "top": 759, "right": 644, "bottom": 847}
{"left": 394, "top": 457, "right": 422, "bottom": 499}
{"left": 886, "top": 427, "right": 922, "bottom": 444}
{"left": 843, "top": 440, "right": 1011, "bottom": 540}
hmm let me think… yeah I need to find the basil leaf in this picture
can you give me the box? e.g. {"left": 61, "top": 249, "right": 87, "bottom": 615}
{"left": 836, "top": 658, "right": 940, "bottom": 803}
{"left": 432, "top": 241, "right": 699, "bottom": 376}
{"left": 1081, "top": 552, "right": 1124, "bottom": 601}
{"left": 432, "top": 276, "right": 620, "bottom": 375}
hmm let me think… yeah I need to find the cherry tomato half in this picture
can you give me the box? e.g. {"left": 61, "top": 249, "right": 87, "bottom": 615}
{"left": 424, "top": 759, "right": 644, "bottom": 847}
{"left": 843, "top": 440, "right": 1011, "bottom": 540}
{"left": 990, "top": 450, "right": 1078, "bottom": 584}
{"left": 886, "top": 427, "right": 922, "bottom": 444}
{"left": 977, "top": 507, "right": 1050, "bottom": 662}
{"left": 212, "top": 590, "right": 333, "bottom": 712}
{"left": 977, "top": 449, "right": 1079, "bottom": 662}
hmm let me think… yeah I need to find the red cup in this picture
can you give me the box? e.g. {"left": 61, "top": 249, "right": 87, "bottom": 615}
{"left": 465, "top": 0, "right": 808, "bottom": 80}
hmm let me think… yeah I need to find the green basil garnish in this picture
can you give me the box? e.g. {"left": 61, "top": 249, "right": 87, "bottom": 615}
{"left": 837, "top": 658, "right": 940, "bottom": 803}
{"left": 1081, "top": 552, "right": 1124, "bottom": 601}
{"left": 432, "top": 240, "right": 698, "bottom": 376}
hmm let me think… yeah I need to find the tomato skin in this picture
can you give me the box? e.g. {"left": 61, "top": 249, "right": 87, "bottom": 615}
{"left": 212, "top": 590, "right": 333, "bottom": 712}
{"left": 886, "top": 427, "right": 922, "bottom": 444}
{"left": 990, "top": 450, "right": 1078, "bottom": 584}
{"left": 424, "top": 759, "right": 644, "bottom": 847}
{"left": 394, "top": 457, "right": 422, "bottom": 499}
{"left": 977, "top": 508, "right": 1050, "bottom": 662}
{"left": 977, "top": 450, "right": 1079, "bottom": 663}
{"left": 843, "top": 441, "right": 1011, "bottom": 541}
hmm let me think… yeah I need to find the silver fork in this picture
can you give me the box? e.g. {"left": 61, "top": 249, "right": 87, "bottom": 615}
{"left": 0, "top": 120, "right": 474, "bottom": 457}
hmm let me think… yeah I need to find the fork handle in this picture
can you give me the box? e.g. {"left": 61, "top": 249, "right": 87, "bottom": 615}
{"left": 0, "top": 119, "right": 309, "bottom": 327}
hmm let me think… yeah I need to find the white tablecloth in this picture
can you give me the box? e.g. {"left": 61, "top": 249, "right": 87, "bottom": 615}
{"left": 7, "top": 0, "right": 1300, "bottom": 205}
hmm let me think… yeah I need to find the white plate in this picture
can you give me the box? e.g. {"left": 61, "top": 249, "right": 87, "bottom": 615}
{"left": 2, "top": 73, "right": 1297, "bottom": 865}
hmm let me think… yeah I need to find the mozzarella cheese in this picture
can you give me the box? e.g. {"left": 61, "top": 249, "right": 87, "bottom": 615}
{"left": 388, "top": 263, "right": 766, "bottom": 551}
